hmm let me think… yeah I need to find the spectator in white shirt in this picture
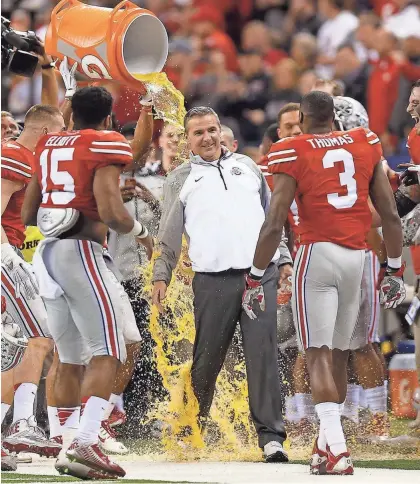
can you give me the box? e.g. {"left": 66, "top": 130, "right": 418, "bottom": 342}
{"left": 316, "top": 0, "right": 359, "bottom": 80}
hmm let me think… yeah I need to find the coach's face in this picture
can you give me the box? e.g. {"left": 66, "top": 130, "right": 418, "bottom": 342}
{"left": 1, "top": 115, "right": 20, "bottom": 140}
{"left": 407, "top": 86, "right": 420, "bottom": 122}
{"left": 187, "top": 114, "right": 222, "bottom": 161}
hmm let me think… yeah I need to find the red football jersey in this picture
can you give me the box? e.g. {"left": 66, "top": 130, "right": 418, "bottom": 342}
{"left": 267, "top": 127, "right": 382, "bottom": 249}
{"left": 407, "top": 126, "right": 420, "bottom": 165}
{"left": 1, "top": 140, "right": 33, "bottom": 247}
{"left": 34, "top": 130, "right": 132, "bottom": 221}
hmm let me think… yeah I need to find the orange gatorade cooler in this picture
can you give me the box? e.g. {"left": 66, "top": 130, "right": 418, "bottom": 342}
{"left": 45, "top": 0, "right": 168, "bottom": 92}
{"left": 389, "top": 352, "right": 418, "bottom": 419}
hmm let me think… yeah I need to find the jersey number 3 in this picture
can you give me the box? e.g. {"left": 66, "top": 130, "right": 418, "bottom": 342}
{"left": 322, "top": 148, "right": 357, "bottom": 209}
{"left": 40, "top": 148, "right": 75, "bottom": 204}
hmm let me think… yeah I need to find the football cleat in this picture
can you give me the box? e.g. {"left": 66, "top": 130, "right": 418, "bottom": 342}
{"left": 309, "top": 438, "right": 328, "bottom": 475}
{"left": 99, "top": 421, "right": 129, "bottom": 455}
{"left": 66, "top": 438, "right": 125, "bottom": 477}
{"left": 3, "top": 417, "right": 48, "bottom": 455}
{"left": 326, "top": 446, "right": 354, "bottom": 475}
{"left": 1, "top": 446, "right": 17, "bottom": 471}
{"left": 39, "top": 435, "right": 63, "bottom": 458}
{"left": 55, "top": 454, "right": 118, "bottom": 480}
{"left": 108, "top": 408, "right": 126, "bottom": 428}
{"left": 263, "top": 441, "right": 289, "bottom": 463}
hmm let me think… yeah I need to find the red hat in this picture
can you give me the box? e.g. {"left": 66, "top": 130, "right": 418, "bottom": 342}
{"left": 190, "top": 6, "right": 224, "bottom": 29}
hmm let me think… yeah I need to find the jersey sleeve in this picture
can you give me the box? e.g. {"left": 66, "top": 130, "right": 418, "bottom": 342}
{"left": 1, "top": 145, "right": 32, "bottom": 185}
{"left": 363, "top": 128, "right": 383, "bottom": 166}
{"left": 266, "top": 139, "right": 300, "bottom": 180}
{"left": 87, "top": 131, "right": 133, "bottom": 169}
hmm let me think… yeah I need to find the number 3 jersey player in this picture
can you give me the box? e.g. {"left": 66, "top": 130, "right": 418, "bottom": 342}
{"left": 244, "top": 91, "right": 404, "bottom": 475}
{"left": 22, "top": 87, "right": 153, "bottom": 479}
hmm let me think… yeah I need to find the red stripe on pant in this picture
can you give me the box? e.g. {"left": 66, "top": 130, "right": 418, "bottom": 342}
{"left": 1, "top": 272, "right": 41, "bottom": 337}
{"left": 368, "top": 252, "right": 378, "bottom": 343}
{"left": 297, "top": 245, "right": 310, "bottom": 349}
{"left": 80, "top": 241, "right": 118, "bottom": 358}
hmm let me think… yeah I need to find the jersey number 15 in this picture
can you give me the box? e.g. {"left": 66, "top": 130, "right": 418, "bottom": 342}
{"left": 40, "top": 148, "right": 75, "bottom": 205}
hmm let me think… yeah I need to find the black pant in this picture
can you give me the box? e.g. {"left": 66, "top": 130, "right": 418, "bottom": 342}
{"left": 191, "top": 264, "right": 286, "bottom": 447}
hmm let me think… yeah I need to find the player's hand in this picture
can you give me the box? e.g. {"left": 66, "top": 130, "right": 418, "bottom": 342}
{"left": 397, "top": 163, "right": 420, "bottom": 186}
{"left": 136, "top": 233, "right": 154, "bottom": 261}
{"left": 59, "top": 56, "right": 78, "bottom": 99}
{"left": 152, "top": 281, "right": 167, "bottom": 313}
{"left": 140, "top": 89, "right": 153, "bottom": 108}
{"left": 242, "top": 273, "right": 265, "bottom": 320}
{"left": 278, "top": 263, "right": 293, "bottom": 288}
{"left": 120, "top": 185, "right": 136, "bottom": 203}
{"left": 379, "top": 263, "right": 406, "bottom": 309}
{"left": 3, "top": 256, "right": 39, "bottom": 300}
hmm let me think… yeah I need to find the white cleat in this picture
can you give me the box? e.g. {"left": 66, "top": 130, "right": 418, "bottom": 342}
{"left": 99, "top": 421, "right": 129, "bottom": 455}
{"left": 263, "top": 441, "right": 289, "bottom": 463}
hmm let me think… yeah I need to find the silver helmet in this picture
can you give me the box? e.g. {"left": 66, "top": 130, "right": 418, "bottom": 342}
{"left": 334, "top": 96, "right": 369, "bottom": 130}
{"left": 1, "top": 308, "right": 27, "bottom": 372}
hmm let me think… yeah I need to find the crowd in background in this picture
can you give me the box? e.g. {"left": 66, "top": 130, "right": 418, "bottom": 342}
{"left": 2, "top": 0, "right": 420, "bottom": 167}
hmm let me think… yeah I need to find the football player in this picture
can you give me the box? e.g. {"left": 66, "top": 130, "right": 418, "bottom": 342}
{"left": 2, "top": 105, "right": 66, "bottom": 459}
{"left": 334, "top": 96, "right": 390, "bottom": 439}
{"left": 244, "top": 91, "right": 404, "bottom": 475}
{"left": 21, "top": 86, "right": 153, "bottom": 479}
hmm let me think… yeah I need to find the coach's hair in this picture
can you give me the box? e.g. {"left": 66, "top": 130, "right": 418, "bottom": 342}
{"left": 71, "top": 87, "right": 113, "bottom": 127}
{"left": 1, "top": 111, "right": 13, "bottom": 118}
{"left": 277, "top": 103, "right": 300, "bottom": 125}
{"left": 24, "top": 105, "right": 61, "bottom": 125}
{"left": 413, "top": 79, "right": 420, "bottom": 89}
{"left": 314, "top": 78, "right": 345, "bottom": 97}
{"left": 264, "top": 123, "right": 279, "bottom": 143}
{"left": 184, "top": 106, "right": 221, "bottom": 132}
{"left": 301, "top": 91, "right": 335, "bottom": 124}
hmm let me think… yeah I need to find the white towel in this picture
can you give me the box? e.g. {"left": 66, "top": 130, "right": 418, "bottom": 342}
{"left": 32, "top": 238, "right": 64, "bottom": 300}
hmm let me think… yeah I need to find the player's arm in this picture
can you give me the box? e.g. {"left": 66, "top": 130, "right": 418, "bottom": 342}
{"left": 252, "top": 173, "right": 297, "bottom": 272}
{"left": 93, "top": 165, "right": 142, "bottom": 233}
{"left": 123, "top": 96, "right": 154, "bottom": 172}
{"left": 1, "top": 178, "right": 23, "bottom": 243}
{"left": 21, "top": 175, "right": 43, "bottom": 227}
{"left": 369, "top": 162, "right": 403, "bottom": 261}
{"left": 38, "top": 41, "right": 59, "bottom": 108}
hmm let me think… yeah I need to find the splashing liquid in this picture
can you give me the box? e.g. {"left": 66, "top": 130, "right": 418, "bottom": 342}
{"left": 140, "top": 242, "right": 268, "bottom": 462}
{"left": 133, "top": 75, "right": 276, "bottom": 461}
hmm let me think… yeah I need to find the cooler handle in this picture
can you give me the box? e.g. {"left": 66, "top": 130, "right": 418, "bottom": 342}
{"left": 50, "top": 0, "right": 78, "bottom": 31}
{"left": 110, "top": 0, "right": 138, "bottom": 23}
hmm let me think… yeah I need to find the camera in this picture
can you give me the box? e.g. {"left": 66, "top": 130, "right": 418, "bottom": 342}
{"left": 1, "top": 16, "right": 41, "bottom": 77}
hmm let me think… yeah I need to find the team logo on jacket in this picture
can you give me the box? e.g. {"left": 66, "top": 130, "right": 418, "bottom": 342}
{"left": 231, "top": 166, "right": 242, "bottom": 176}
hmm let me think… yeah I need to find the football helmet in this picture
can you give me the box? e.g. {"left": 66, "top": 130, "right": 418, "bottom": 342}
{"left": 334, "top": 96, "right": 369, "bottom": 130}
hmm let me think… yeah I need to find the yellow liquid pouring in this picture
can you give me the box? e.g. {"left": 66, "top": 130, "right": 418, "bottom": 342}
{"left": 133, "top": 74, "right": 283, "bottom": 461}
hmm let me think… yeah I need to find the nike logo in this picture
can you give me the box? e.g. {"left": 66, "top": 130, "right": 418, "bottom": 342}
{"left": 195, "top": 177, "right": 203, "bottom": 182}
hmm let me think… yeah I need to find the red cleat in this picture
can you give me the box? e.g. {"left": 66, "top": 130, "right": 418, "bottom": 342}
{"left": 309, "top": 438, "right": 328, "bottom": 475}
{"left": 108, "top": 408, "right": 126, "bottom": 428}
{"left": 66, "top": 438, "right": 125, "bottom": 477}
{"left": 326, "top": 446, "right": 354, "bottom": 475}
{"left": 39, "top": 435, "right": 63, "bottom": 458}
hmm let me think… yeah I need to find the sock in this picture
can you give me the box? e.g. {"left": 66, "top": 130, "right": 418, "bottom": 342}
{"left": 364, "top": 385, "right": 387, "bottom": 413}
{"left": 285, "top": 395, "right": 300, "bottom": 423}
{"left": 359, "top": 385, "right": 367, "bottom": 408}
{"left": 315, "top": 402, "right": 347, "bottom": 456}
{"left": 77, "top": 396, "right": 107, "bottom": 445}
{"left": 102, "top": 399, "right": 115, "bottom": 421}
{"left": 1, "top": 403, "right": 11, "bottom": 424}
{"left": 57, "top": 407, "right": 80, "bottom": 458}
{"left": 295, "top": 393, "right": 317, "bottom": 422}
{"left": 317, "top": 425, "right": 327, "bottom": 452}
{"left": 47, "top": 406, "right": 61, "bottom": 439}
{"left": 111, "top": 393, "right": 124, "bottom": 413}
{"left": 13, "top": 383, "right": 37, "bottom": 422}
{"left": 342, "top": 384, "right": 360, "bottom": 424}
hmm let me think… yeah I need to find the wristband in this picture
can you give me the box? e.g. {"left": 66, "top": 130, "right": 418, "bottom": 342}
{"left": 250, "top": 265, "right": 265, "bottom": 280}
{"left": 128, "top": 220, "right": 148, "bottom": 238}
{"left": 387, "top": 256, "right": 402, "bottom": 270}
{"left": 41, "top": 62, "right": 55, "bottom": 70}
